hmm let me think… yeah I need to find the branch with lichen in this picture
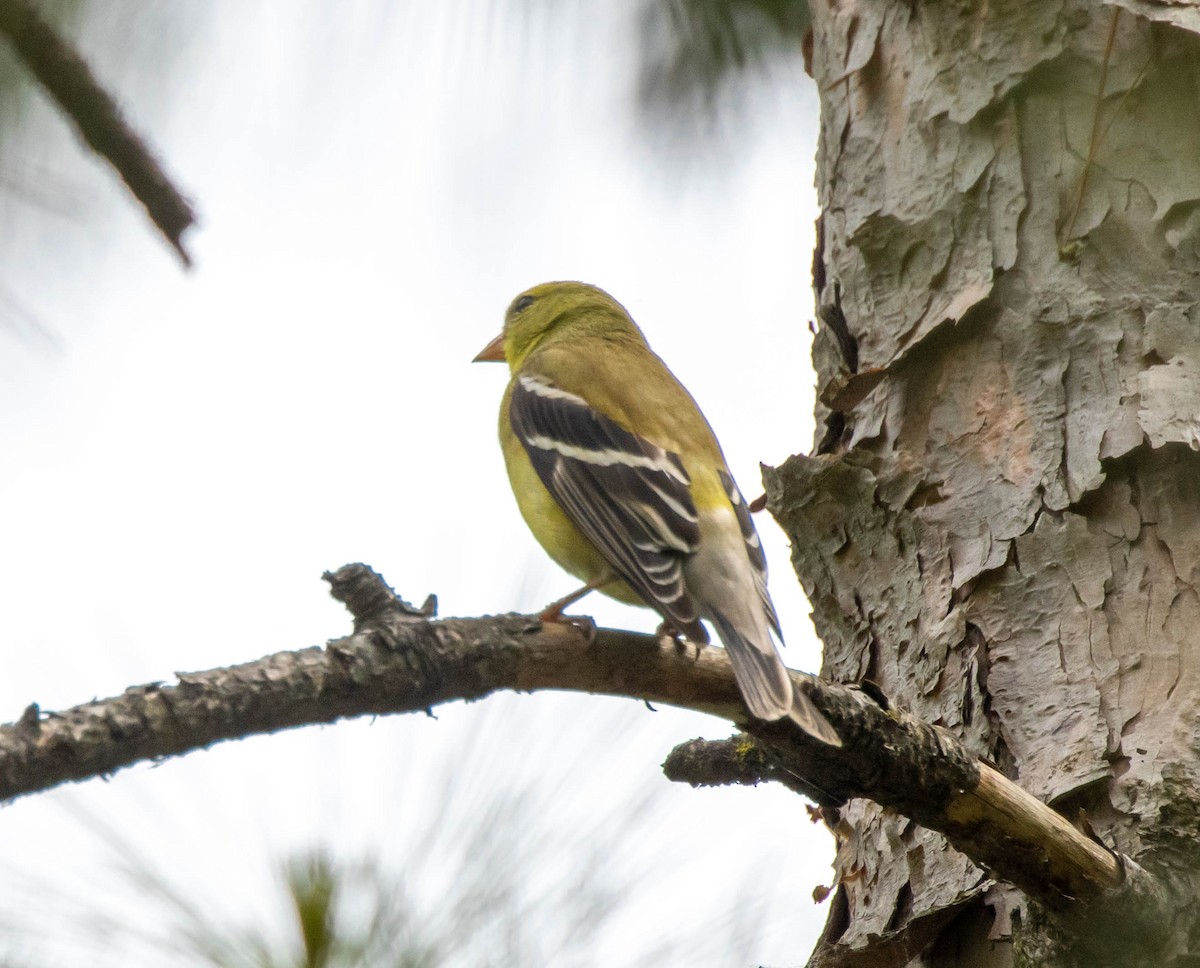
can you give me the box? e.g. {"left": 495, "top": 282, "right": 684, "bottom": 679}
{"left": 0, "top": 563, "right": 1169, "bottom": 950}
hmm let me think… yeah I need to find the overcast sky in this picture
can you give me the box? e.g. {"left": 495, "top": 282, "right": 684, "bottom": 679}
{"left": 0, "top": 2, "right": 833, "bottom": 963}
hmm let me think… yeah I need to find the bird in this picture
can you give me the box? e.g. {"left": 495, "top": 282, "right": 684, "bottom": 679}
{"left": 475, "top": 281, "right": 840, "bottom": 746}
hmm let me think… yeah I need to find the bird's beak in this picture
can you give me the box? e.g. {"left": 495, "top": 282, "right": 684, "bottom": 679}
{"left": 473, "top": 332, "right": 506, "bottom": 363}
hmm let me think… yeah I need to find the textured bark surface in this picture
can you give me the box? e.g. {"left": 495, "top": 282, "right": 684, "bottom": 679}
{"left": 787, "top": 0, "right": 1200, "bottom": 964}
{"left": 2, "top": 565, "right": 1159, "bottom": 929}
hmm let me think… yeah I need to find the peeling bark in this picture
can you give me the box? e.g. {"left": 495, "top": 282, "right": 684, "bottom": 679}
{"left": 796, "top": 0, "right": 1200, "bottom": 963}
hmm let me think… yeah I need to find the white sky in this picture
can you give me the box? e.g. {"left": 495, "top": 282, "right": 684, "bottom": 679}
{"left": 0, "top": 2, "right": 833, "bottom": 963}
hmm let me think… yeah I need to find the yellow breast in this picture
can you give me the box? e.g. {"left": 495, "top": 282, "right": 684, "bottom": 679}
{"left": 498, "top": 383, "right": 644, "bottom": 607}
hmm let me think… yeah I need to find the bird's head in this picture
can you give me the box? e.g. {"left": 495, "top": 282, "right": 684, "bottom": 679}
{"left": 473, "top": 281, "right": 641, "bottom": 371}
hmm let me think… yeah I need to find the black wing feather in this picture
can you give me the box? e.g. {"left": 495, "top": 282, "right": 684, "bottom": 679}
{"left": 510, "top": 374, "right": 704, "bottom": 636}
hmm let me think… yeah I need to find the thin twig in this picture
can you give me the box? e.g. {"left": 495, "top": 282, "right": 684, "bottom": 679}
{"left": 0, "top": 0, "right": 196, "bottom": 265}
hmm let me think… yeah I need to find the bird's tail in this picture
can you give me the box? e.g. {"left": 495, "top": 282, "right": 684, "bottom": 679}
{"left": 710, "top": 612, "right": 841, "bottom": 747}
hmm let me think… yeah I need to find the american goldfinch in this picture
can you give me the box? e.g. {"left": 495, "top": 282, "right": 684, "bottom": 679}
{"left": 475, "top": 281, "right": 839, "bottom": 745}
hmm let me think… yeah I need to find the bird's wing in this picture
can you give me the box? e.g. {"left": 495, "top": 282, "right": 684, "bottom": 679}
{"left": 509, "top": 372, "right": 704, "bottom": 635}
{"left": 716, "top": 469, "right": 781, "bottom": 638}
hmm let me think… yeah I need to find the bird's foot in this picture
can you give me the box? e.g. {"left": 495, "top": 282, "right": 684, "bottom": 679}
{"left": 656, "top": 621, "right": 701, "bottom": 659}
{"left": 537, "top": 599, "right": 597, "bottom": 644}
{"left": 537, "top": 574, "right": 614, "bottom": 624}
{"left": 537, "top": 600, "right": 571, "bottom": 623}
{"left": 536, "top": 575, "right": 617, "bottom": 643}
{"left": 655, "top": 619, "right": 681, "bottom": 644}
{"left": 558, "top": 614, "right": 597, "bottom": 644}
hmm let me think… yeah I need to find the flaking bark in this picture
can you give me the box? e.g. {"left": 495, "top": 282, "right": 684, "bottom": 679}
{"left": 799, "top": 0, "right": 1200, "bottom": 962}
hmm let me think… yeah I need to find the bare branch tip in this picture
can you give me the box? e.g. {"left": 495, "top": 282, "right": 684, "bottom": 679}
{"left": 324, "top": 562, "right": 435, "bottom": 628}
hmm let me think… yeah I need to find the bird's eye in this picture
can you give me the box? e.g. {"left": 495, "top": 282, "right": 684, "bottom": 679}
{"left": 513, "top": 294, "right": 535, "bottom": 313}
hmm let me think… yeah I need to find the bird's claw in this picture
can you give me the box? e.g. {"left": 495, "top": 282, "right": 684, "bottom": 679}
{"left": 655, "top": 620, "right": 680, "bottom": 644}
{"left": 656, "top": 621, "right": 701, "bottom": 660}
{"left": 539, "top": 609, "right": 597, "bottom": 644}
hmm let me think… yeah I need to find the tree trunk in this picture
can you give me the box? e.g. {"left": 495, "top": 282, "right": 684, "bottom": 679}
{"left": 776, "top": 1, "right": 1200, "bottom": 964}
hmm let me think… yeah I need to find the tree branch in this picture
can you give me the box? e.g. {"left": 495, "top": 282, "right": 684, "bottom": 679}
{"left": 0, "top": 563, "right": 1169, "bottom": 946}
{"left": 0, "top": 0, "right": 196, "bottom": 264}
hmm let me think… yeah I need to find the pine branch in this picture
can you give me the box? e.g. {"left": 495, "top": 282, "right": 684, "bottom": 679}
{"left": 0, "top": 0, "right": 196, "bottom": 264}
{"left": 0, "top": 563, "right": 1168, "bottom": 947}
